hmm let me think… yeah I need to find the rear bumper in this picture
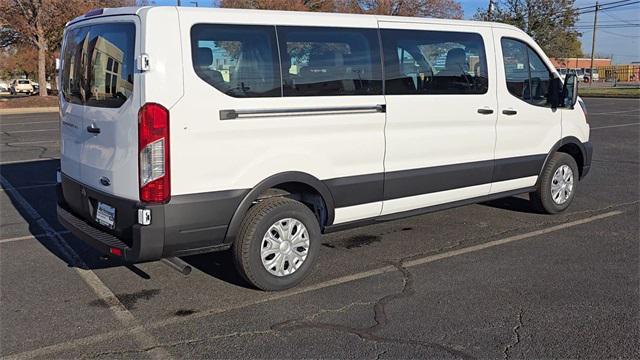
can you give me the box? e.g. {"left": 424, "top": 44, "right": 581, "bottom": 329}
{"left": 57, "top": 204, "right": 164, "bottom": 262}
{"left": 57, "top": 174, "right": 245, "bottom": 262}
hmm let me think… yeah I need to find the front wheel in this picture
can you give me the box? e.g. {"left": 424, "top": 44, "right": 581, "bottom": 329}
{"left": 232, "top": 197, "right": 320, "bottom": 291}
{"left": 530, "top": 152, "right": 579, "bottom": 214}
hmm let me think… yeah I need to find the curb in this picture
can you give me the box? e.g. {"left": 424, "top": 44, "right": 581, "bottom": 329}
{"left": 0, "top": 107, "right": 59, "bottom": 115}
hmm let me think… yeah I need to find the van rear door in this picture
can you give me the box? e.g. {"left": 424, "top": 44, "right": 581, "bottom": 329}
{"left": 60, "top": 17, "right": 140, "bottom": 200}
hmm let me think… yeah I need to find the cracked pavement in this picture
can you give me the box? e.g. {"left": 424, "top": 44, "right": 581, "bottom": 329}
{"left": 1, "top": 98, "right": 639, "bottom": 359}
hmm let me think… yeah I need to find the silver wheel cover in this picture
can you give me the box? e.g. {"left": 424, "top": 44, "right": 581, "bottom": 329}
{"left": 261, "top": 218, "right": 310, "bottom": 277}
{"left": 551, "top": 164, "right": 574, "bottom": 205}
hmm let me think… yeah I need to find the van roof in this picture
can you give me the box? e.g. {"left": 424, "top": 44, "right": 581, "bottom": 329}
{"left": 67, "top": 6, "right": 525, "bottom": 34}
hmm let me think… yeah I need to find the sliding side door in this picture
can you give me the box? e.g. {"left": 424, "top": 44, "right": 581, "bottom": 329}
{"left": 379, "top": 21, "right": 498, "bottom": 215}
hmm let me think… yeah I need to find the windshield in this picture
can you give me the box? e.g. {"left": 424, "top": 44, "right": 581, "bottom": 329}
{"left": 61, "top": 22, "right": 135, "bottom": 108}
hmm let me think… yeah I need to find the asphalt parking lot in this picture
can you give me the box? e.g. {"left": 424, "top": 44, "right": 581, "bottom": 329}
{"left": 1, "top": 98, "right": 638, "bottom": 359}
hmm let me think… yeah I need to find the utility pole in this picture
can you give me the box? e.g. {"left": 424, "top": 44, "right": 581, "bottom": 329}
{"left": 589, "top": 1, "right": 600, "bottom": 86}
{"left": 487, "top": 0, "right": 494, "bottom": 21}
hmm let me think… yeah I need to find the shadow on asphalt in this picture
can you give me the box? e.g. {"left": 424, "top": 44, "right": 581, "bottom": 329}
{"left": 1, "top": 159, "right": 539, "bottom": 287}
{"left": 0, "top": 159, "right": 250, "bottom": 286}
{"left": 480, "top": 194, "right": 540, "bottom": 214}
{"left": 183, "top": 251, "right": 249, "bottom": 287}
{"left": 1, "top": 159, "right": 131, "bottom": 272}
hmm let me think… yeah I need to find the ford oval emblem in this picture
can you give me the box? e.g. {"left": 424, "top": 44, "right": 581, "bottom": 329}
{"left": 100, "top": 177, "right": 111, "bottom": 186}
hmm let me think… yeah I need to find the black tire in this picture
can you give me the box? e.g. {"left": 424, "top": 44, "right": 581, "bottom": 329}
{"left": 232, "top": 197, "right": 320, "bottom": 291}
{"left": 530, "top": 152, "right": 579, "bottom": 214}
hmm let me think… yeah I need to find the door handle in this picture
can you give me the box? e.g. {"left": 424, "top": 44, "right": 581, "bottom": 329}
{"left": 502, "top": 109, "right": 518, "bottom": 116}
{"left": 86, "top": 125, "right": 101, "bottom": 134}
{"left": 477, "top": 108, "right": 494, "bottom": 115}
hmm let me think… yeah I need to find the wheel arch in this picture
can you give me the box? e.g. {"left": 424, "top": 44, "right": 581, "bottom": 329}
{"left": 540, "top": 136, "right": 588, "bottom": 180}
{"left": 223, "top": 172, "right": 336, "bottom": 246}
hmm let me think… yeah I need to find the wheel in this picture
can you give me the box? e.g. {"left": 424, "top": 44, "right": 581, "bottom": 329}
{"left": 530, "top": 152, "right": 579, "bottom": 214}
{"left": 232, "top": 197, "right": 320, "bottom": 291}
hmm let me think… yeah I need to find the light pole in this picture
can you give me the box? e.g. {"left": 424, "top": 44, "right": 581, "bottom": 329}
{"left": 589, "top": 1, "right": 600, "bottom": 86}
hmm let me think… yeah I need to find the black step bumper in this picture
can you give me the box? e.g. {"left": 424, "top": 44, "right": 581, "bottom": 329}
{"left": 57, "top": 204, "right": 164, "bottom": 262}
{"left": 57, "top": 174, "right": 244, "bottom": 262}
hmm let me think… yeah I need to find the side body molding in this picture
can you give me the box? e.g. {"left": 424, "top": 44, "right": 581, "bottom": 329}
{"left": 223, "top": 172, "right": 336, "bottom": 245}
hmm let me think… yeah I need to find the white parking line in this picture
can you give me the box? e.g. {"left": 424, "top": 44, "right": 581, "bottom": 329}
{"left": 590, "top": 109, "right": 640, "bottom": 115}
{"left": 591, "top": 123, "right": 640, "bottom": 130}
{"left": 2, "top": 209, "right": 623, "bottom": 360}
{"left": 0, "top": 231, "right": 71, "bottom": 244}
{"left": 4, "top": 140, "right": 58, "bottom": 145}
{"left": 0, "top": 175, "right": 171, "bottom": 360}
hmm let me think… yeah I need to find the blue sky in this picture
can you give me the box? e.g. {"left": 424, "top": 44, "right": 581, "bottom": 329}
{"left": 461, "top": 0, "right": 640, "bottom": 63}
{"left": 155, "top": 0, "right": 640, "bottom": 63}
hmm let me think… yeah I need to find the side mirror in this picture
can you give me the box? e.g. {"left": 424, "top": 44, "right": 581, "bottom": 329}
{"left": 563, "top": 73, "right": 579, "bottom": 108}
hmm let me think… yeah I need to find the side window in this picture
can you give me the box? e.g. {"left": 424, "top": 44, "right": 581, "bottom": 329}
{"left": 277, "top": 26, "right": 382, "bottom": 96}
{"left": 501, "top": 39, "right": 529, "bottom": 100}
{"left": 501, "top": 38, "right": 553, "bottom": 106}
{"left": 527, "top": 48, "right": 552, "bottom": 106}
{"left": 190, "top": 24, "right": 280, "bottom": 97}
{"left": 382, "top": 29, "right": 489, "bottom": 95}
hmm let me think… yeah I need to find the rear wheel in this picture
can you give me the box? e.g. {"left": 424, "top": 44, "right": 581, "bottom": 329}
{"left": 232, "top": 197, "right": 320, "bottom": 291}
{"left": 530, "top": 152, "right": 579, "bottom": 214}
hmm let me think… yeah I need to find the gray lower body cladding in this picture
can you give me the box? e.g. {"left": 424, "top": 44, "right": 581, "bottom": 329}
{"left": 57, "top": 141, "right": 592, "bottom": 263}
{"left": 57, "top": 174, "right": 246, "bottom": 262}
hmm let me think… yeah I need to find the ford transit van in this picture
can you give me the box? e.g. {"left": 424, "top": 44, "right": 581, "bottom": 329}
{"left": 57, "top": 7, "right": 592, "bottom": 290}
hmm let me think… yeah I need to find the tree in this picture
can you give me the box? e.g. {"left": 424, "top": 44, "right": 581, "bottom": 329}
{"left": 0, "top": 45, "right": 38, "bottom": 78}
{"left": 0, "top": 0, "right": 132, "bottom": 96}
{"left": 474, "top": 0, "right": 582, "bottom": 58}
{"left": 220, "top": 0, "right": 464, "bottom": 19}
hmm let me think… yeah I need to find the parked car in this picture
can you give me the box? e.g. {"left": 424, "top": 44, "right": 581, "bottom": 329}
{"left": 584, "top": 68, "right": 599, "bottom": 82}
{"left": 57, "top": 7, "right": 592, "bottom": 291}
{"left": 30, "top": 81, "right": 52, "bottom": 95}
{"left": 9, "top": 79, "right": 33, "bottom": 95}
{"left": 0, "top": 81, "right": 8, "bottom": 93}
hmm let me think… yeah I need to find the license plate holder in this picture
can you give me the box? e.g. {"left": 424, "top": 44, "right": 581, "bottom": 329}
{"left": 96, "top": 202, "right": 116, "bottom": 229}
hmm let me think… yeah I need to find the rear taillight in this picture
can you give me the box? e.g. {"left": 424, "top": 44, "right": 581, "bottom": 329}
{"left": 138, "top": 103, "right": 170, "bottom": 203}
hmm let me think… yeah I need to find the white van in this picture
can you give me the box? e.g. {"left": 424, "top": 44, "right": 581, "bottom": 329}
{"left": 57, "top": 7, "right": 592, "bottom": 290}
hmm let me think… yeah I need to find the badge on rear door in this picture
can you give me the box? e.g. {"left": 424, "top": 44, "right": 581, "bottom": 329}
{"left": 100, "top": 177, "right": 110, "bottom": 186}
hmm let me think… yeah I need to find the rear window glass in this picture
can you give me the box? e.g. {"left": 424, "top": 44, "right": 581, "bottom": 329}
{"left": 191, "top": 24, "right": 280, "bottom": 97}
{"left": 61, "top": 22, "right": 135, "bottom": 108}
{"left": 18, "top": 80, "right": 30, "bottom": 84}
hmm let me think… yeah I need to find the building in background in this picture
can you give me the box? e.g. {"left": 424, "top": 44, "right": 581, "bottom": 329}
{"left": 550, "top": 57, "right": 612, "bottom": 69}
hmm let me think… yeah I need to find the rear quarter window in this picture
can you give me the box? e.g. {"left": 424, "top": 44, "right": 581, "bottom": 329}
{"left": 61, "top": 22, "right": 136, "bottom": 108}
{"left": 190, "top": 24, "right": 281, "bottom": 97}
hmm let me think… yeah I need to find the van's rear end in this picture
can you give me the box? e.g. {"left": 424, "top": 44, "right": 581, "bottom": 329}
{"left": 56, "top": 7, "right": 196, "bottom": 262}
